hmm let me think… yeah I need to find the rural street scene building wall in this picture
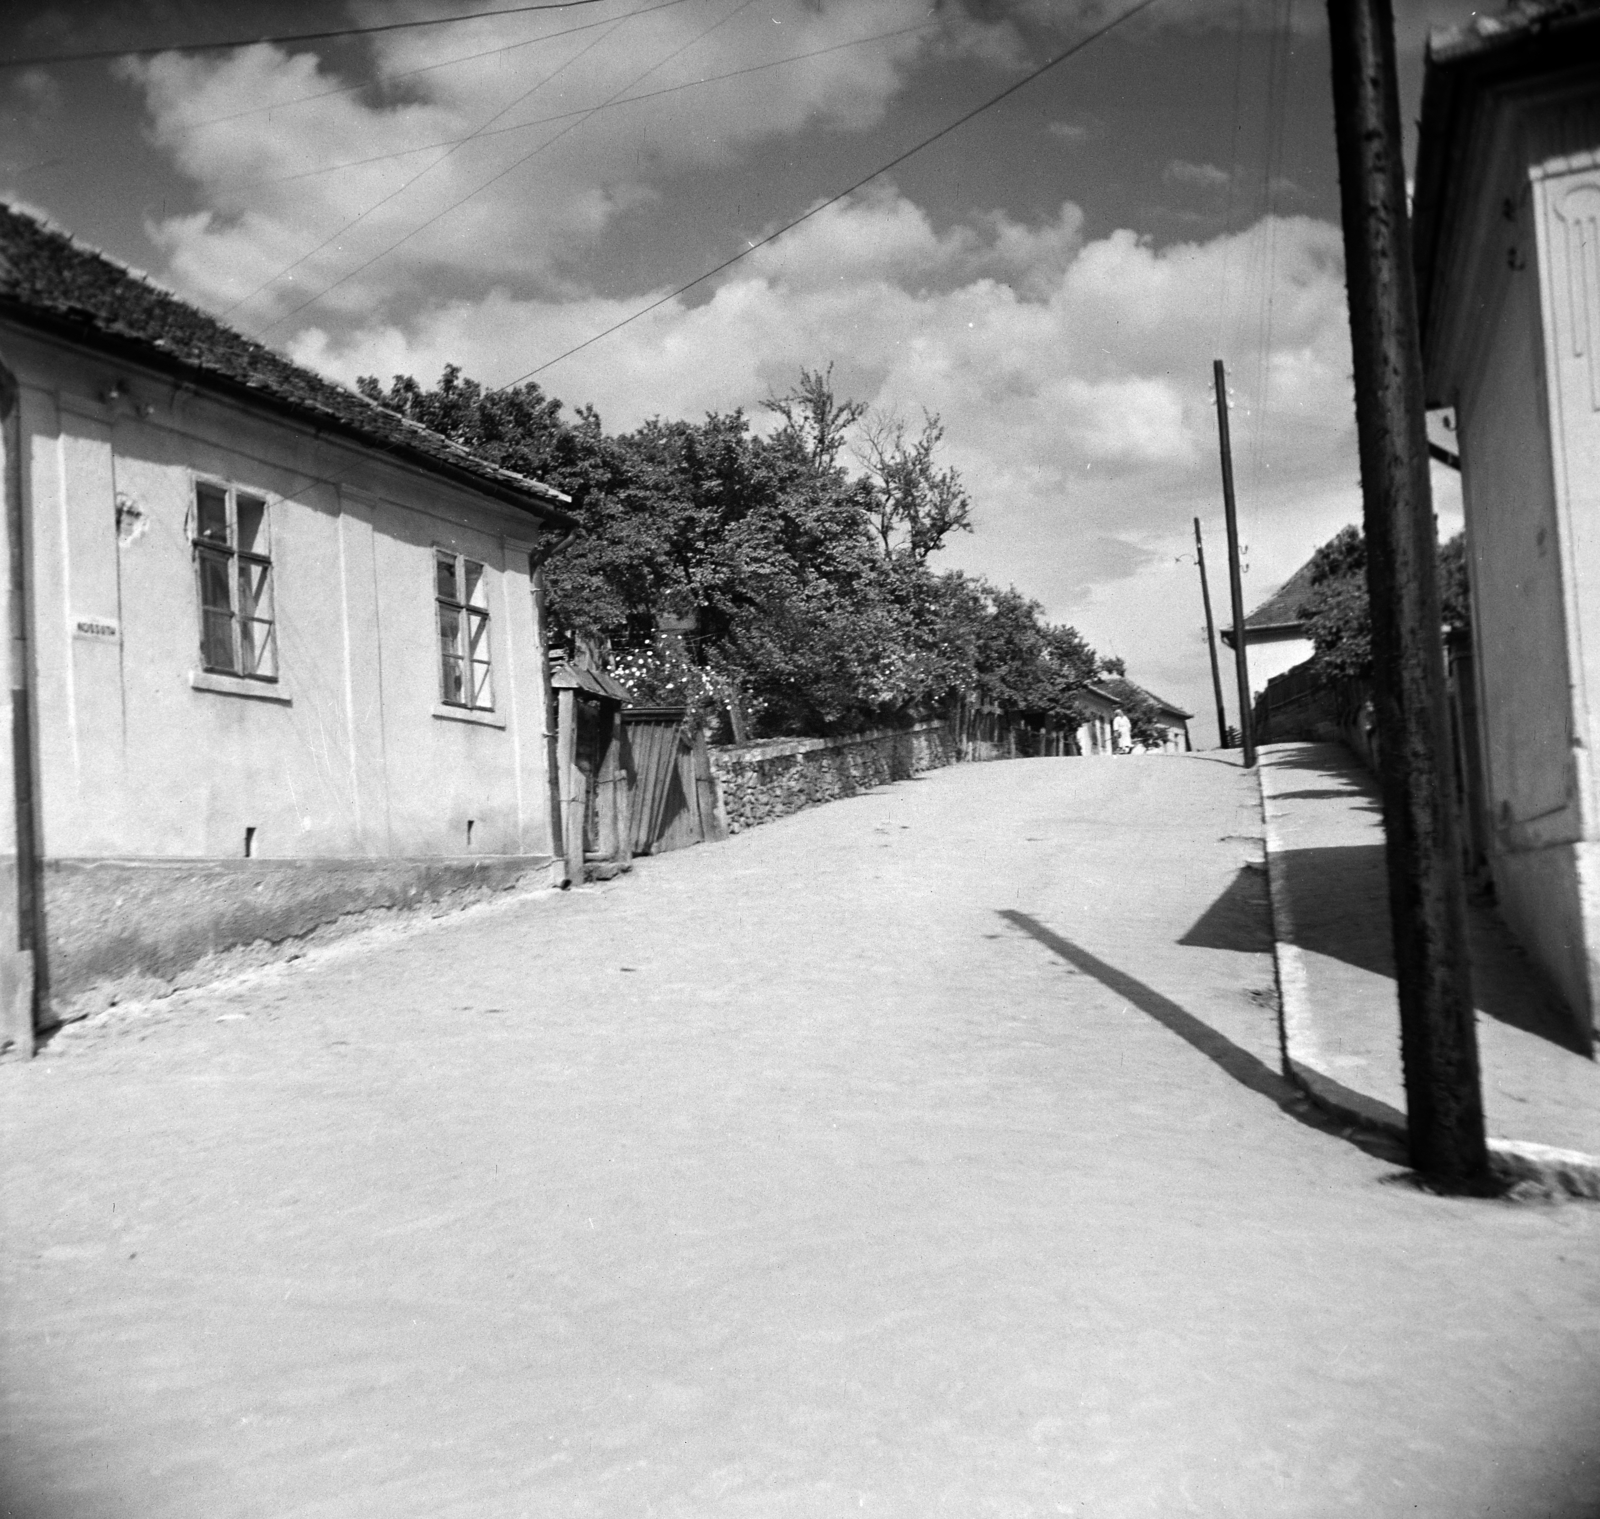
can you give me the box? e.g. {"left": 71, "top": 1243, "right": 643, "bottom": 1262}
{"left": 1414, "top": 4, "right": 1600, "bottom": 1046}
{"left": 0, "top": 207, "right": 575, "bottom": 1028}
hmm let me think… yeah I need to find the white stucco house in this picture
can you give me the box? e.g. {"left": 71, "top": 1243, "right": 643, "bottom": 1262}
{"left": 0, "top": 204, "right": 577, "bottom": 1045}
{"left": 1074, "top": 678, "right": 1191, "bottom": 755}
{"left": 1093, "top": 677, "right": 1193, "bottom": 753}
{"left": 1412, "top": 0, "right": 1600, "bottom": 1048}
{"left": 1218, "top": 557, "right": 1316, "bottom": 701}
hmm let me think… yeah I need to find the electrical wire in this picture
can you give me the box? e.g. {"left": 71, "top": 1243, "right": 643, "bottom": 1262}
{"left": 254, "top": 0, "right": 760, "bottom": 337}
{"left": 156, "top": 0, "right": 698, "bottom": 131}
{"left": 234, "top": 17, "right": 940, "bottom": 193}
{"left": 495, "top": 0, "right": 1166, "bottom": 388}
{"left": 0, "top": 0, "right": 610, "bottom": 72}
{"left": 221, "top": 1, "right": 638, "bottom": 318}
{"left": 1213, "top": 0, "right": 1250, "bottom": 358}
{"left": 1244, "top": 0, "right": 1296, "bottom": 564}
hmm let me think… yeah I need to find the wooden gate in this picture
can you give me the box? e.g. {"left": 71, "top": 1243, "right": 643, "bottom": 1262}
{"left": 623, "top": 708, "right": 723, "bottom": 855}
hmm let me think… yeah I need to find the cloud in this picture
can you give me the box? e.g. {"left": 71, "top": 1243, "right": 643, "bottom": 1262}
{"left": 288, "top": 189, "right": 1360, "bottom": 742}
{"left": 1163, "top": 160, "right": 1232, "bottom": 195}
{"left": 125, "top": 0, "right": 1021, "bottom": 331}
{"left": 1048, "top": 119, "right": 1095, "bottom": 146}
{"left": 116, "top": 0, "right": 1393, "bottom": 744}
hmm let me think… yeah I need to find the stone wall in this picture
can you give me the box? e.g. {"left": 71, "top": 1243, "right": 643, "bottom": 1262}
{"left": 709, "top": 722, "right": 957, "bottom": 834}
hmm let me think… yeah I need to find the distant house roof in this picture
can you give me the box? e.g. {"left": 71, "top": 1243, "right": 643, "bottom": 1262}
{"left": 1412, "top": 0, "right": 1600, "bottom": 404}
{"left": 1219, "top": 556, "right": 1317, "bottom": 647}
{"left": 1091, "top": 676, "right": 1193, "bottom": 722}
{"left": 0, "top": 203, "right": 576, "bottom": 528}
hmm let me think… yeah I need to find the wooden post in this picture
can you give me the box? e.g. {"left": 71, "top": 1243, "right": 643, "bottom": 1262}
{"left": 531, "top": 565, "right": 566, "bottom": 867}
{"left": 1326, "top": 0, "right": 1487, "bottom": 1182}
{"left": 556, "top": 686, "right": 584, "bottom": 887}
{"left": 1194, "top": 517, "right": 1231, "bottom": 751}
{"left": 691, "top": 727, "right": 727, "bottom": 843}
{"left": 613, "top": 712, "right": 635, "bottom": 869}
{"left": 592, "top": 705, "right": 621, "bottom": 865}
{"left": 0, "top": 360, "right": 35, "bottom": 1057}
{"left": 1212, "top": 360, "right": 1255, "bottom": 765}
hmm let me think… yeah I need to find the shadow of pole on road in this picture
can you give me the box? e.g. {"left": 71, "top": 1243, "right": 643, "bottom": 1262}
{"left": 997, "top": 909, "right": 1406, "bottom": 1165}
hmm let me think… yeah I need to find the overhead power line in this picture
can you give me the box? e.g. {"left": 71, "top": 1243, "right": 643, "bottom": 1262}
{"left": 255, "top": 0, "right": 759, "bottom": 336}
{"left": 0, "top": 0, "right": 610, "bottom": 71}
{"left": 238, "top": 18, "right": 939, "bottom": 192}
{"left": 223, "top": 0, "right": 637, "bottom": 318}
{"left": 496, "top": 0, "right": 1165, "bottom": 388}
{"left": 6, "top": 0, "right": 701, "bottom": 196}
{"left": 188, "top": 0, "right": 694, "bottom": 128}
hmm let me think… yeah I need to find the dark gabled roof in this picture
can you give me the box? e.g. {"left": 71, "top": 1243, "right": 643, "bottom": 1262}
{"left": 0, "top": 203, "right": 575, "bottom": 528}
{"left": 1243, "top": 557, "right": 1316, "bottom": 629}
{"left": 1413, "top": 0, "right": 1600, "bottom": 389}
{"left": 1220, "top": 556, "right": 1316, "bottom": 645}
{"left": 1092, "top": 676, "right": 1193, "bottom": 722}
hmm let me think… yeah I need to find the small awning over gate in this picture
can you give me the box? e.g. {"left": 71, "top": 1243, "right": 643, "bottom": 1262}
{"left": 550, "top": 662, "right": 634, "bottom": 702}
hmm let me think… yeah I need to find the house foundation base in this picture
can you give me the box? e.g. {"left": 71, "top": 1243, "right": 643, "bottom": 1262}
{"left": 25, "top": 854, "right": 557, "bottom": 1027}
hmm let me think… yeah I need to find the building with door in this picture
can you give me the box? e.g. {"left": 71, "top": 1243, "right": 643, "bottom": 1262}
{"left": 1412, "top": 0, "right": 1600, "bottom": 1047}
{"left": 0, "top": 204, "right": 577, "bottom": 1041}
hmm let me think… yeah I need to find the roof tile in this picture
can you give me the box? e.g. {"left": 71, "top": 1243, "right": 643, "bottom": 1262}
{"left": 0, "top": 203, "right": 571, "bottom": 522}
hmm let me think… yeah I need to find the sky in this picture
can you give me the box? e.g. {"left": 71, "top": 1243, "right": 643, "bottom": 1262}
{"left": 1, "top": 0, "right": 1485, "bottom": 745}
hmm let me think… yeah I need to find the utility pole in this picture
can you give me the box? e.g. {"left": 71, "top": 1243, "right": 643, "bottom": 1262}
{"left": 1193, "top": 517, "right": 1230, "bottom": 751}
{"left": 1211, "top": 360, "right": 1255, "bottom": 765}
{"left": 1326, "top": 0, "right": 1487, "bottom": 1183}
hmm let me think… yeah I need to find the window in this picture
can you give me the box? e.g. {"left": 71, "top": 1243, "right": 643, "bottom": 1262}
{"left": 435, "top": 551, "right": 493, "bottom": 709}
{"left": 193, "top": 479, "right": 276, "bottom": 680}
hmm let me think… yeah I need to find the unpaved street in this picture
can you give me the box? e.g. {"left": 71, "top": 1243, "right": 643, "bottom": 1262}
{"left": 3, "top": 756, "right": 1598, "bottom": 1518}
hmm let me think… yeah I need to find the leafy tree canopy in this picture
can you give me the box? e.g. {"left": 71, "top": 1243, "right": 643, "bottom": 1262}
{"left": 361, "top": 364, "right": 1117, "bottom": 741}
{"left": 1297, "top": 523, "right": 1471, "bottom": 684}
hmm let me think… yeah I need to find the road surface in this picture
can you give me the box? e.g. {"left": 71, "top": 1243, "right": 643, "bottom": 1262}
{"left": 3, "top": 755, "right": 1597, "bottom": 1518}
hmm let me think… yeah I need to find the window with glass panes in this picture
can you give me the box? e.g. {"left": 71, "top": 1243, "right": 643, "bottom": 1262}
{"left": 435, "top": 551, "right": 493, "bottom": 709}
{"left": 193, "top": 479, "right": 276, "bottom": 680}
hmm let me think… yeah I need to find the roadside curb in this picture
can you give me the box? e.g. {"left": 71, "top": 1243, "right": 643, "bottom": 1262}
{"left": 1255, "top": 761, "right": 1600, "bottom": 1201}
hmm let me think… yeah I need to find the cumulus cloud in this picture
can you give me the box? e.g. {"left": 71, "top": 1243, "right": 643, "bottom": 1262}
{"left": 1163, "top": 160, "right": 1232, "bottom": 195}
{"left": 1047, "top": 118, "right": 1095, "bottom": 145}
{"left": 122, "top": 0, "right": 1469, "bottom": 739}
{"left": 284, "top": 186, "right": 1365, "bottom": 735}
{"left": 125, "top": 0, "right": 1020, "bottom": 331}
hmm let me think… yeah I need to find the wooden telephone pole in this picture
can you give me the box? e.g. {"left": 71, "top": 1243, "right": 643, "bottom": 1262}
{"left": 1212, "top": 360, "right": 1255, "bottom": 765}
{"left": 1326, "top": 0, "right": 1487, "bottom": 1182}
{"left": 1193, "top": 517, "right": 1230, "bottom": 751}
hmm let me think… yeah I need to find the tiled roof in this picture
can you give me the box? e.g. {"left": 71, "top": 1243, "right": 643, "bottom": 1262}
{"left": 0, "top": 203, "right": 574, "bottom": 525}
{"left": 1093, "top": 676, "right": 1193, "bottom": 721}
{"left": 1241, "top": 557, "right": 1317, "bottom": 631}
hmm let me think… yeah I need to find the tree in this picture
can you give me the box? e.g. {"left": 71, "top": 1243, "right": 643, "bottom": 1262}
{"left": 1122, "top": 690, "right": 1165, "bottom": 750}
{"left": 857, "top": 408, "right": 974, "bottom": 563}
{"left": 1300, "top": 525, "right": 1374, "bottom": 682}
{"left": 1297, "top": 524, "right": 1471, "bottom": 684}
{"left": 762, "top": 364, "right": 865, "bottom": 477}
{"left": 359, "top": 362, "right": 1107, "bottom": 743}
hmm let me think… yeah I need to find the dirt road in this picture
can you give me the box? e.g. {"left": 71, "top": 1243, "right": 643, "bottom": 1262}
{"left": 3, "top": 755, "right": 1597, "bottom": 1518}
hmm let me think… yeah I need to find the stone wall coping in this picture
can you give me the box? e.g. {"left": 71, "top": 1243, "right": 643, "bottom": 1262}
{"left": 710, "top": 721, "right": 947, "bottom": 766}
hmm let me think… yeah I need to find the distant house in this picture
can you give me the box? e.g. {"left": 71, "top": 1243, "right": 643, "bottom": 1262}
{"left": 1218, "top": 557, "right": 1317, "bottom": 700}
{"left": 1092, "top": 677, "right": 1193, "bottom": 754}
{"left": 1412, "top": 0, "right": 1600, "bottom": 1047}
{"left": 1074, "top": 678, "right": 1191, "bottom": 755}
{"left": 0, "top": 204, "right": 577, "bottom": 1042}
{"left": 1074, "top": 684, "right": 1121, "bottom": 755}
